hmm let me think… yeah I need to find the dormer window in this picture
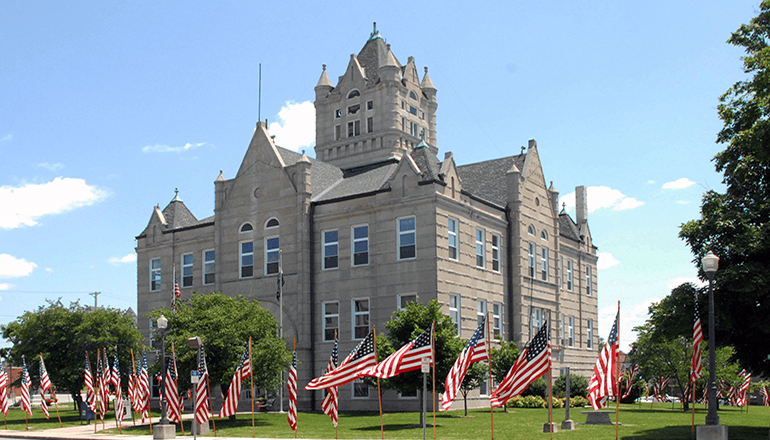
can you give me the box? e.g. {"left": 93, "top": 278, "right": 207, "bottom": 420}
{"left": 240, "top": 223, "right": 253, "bottom": 233}
{"left": 348, "top": 89, "right": 360, "bottom": 99}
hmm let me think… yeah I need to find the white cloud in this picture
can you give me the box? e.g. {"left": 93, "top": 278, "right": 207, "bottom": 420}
{"left": 663, "top": 178, "right": 696, "bottom": 190}
{"left": 667, "top": 277, "right": 707, "bottom": 290}
{"left": 597, "top": 252, "right": 620, "bottom": 270}
{"left": 36, "top": 162, "right": 65, "bottom": 171}
{"left": 0, "top": 283, "right": 9, "bottom": 290}
{"left": 0, "top": 134, "right": 11, "bottom": 143}
{"left": 109, "top": 253, "right": 137, "bottom": 266}
{"left": 0, "top": 254, "right": 37, "bottom": 278}
{"left": 676, "top": 200, "right": 690, "bottom": 205}
{"left": 560, "top": 186, "right": 644, "bottom": 214}
{"left": 647, "top": 180, "right": 656, "bottom": 184}
{"left": 599, "top": 299, "right": 660, "bottom": 352}
{"left": 268, "top": 101, "right": 316, "bottom": 152}
{"left": 0, "top": 177, "right": 109, "bottom": 229}
{"left": 142, "top": 142, "right": 206, "bottom": 153}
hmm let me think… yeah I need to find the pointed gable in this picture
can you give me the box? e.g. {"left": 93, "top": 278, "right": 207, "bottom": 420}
{"left": 356, "top": 36, "right": 393, "bottom": 86}
{"left": 236, "top": 121, "right": 287, "bottom": 179}
{"left": 410, "top": 142, "right": 441, "bottom": 182}
{"left": 161, "top": 198, "right": 198, "bottom": 230}
{"left": 457, "top": 155, "right": 526, "bottom": 207}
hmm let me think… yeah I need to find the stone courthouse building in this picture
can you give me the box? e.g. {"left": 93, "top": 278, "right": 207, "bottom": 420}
{"left": 136, "top": 27, "right": 599, "bottom": 411}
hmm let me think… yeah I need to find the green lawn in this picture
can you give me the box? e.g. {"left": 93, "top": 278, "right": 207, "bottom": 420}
{"left": 4, "top": 403, "right": 770, "bottom": 439}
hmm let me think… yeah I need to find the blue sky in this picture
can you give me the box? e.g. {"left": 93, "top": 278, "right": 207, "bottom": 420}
{"left": 1, "top": 1, "right": 759, "bottom": 352}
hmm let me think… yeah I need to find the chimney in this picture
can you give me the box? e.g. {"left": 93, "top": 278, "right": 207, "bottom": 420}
{"left": 576, "top": 186, "right": 588, "bottom": 228}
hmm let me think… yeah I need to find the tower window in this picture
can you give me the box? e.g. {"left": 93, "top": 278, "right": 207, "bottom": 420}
{"left": 347, "top": 89, "right": 360, "bottom": 99}
{"left": 367, "top": 117, "right": 373, "bottom": 133}
{"left": 335, "top": 109, "right": 341, "bottom": 118}
{"left": 348, "top": 104, "right": 360, "bottom": 115}
{"left": 335, "top": 125, "right": 341, "bottom": 141}
{"left": 347, "top": 120, "right": 360, "bottom": 137}
{"left": 409, "top": 106, "right": 417, "bottom": 116}
{"left": 409, "top": 91, "right": 417, "bottom": 100}
{"left": 367, "top": 100, "right": 373, "bottom": 110}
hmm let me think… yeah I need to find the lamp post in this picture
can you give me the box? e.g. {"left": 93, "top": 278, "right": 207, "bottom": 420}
{"left": 702, "top": 251, "right": 719, "bottom": 426}
{"left": 157, "top": 314, "right": 169, "bottom": 426}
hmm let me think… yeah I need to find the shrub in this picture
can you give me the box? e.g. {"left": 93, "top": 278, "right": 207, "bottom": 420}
{"left": 550, "top": 397, "right": 564, "bottom": 408}
{"left": 570, "top": 396, "right": 589, "bottom": 407}
{"left": 507, "top": 396, "right": 526, "bottom": 408}
{"left": 553, "top": 373, "right": 589, "bottom": 398}
{"left": 522, "top": 378, "right": 547, "bottom": 397}
{"left": 523, "top": 395, "right": 546, "bottom": 408}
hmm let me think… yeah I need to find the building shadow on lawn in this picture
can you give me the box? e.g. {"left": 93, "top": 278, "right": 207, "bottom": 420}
{"left": 620, "top": 425, "right": 767, "bottom": 440}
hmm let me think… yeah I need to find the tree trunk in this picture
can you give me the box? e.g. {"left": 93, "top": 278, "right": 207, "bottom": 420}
{"left": 463, "top": 392, "right": 468, "bottom": 416}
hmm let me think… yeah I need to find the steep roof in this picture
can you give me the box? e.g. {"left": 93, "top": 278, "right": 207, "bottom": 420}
{"left": 356, "top": 36, "right": 395, "bottom": 87}
{"left": 313, "top": 160, "right": 399, "bottom": 203}
{"left": 161, "top": 199, "right": 199, "bottom": 230}
{"left": 456, "top": 155, "right": 526, "bottom": 207}
{"left": 277, "top": 147, "right": 343, "bottom": 196}
{"left": 410, "top": 142, "right": 442, "bottom": 182}
{"left": 559, "top": 213, "right": 582, "bottom": 242}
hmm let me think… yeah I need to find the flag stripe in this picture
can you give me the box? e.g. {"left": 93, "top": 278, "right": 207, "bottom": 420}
{"left": 490, "top": 321, "right": 551, "bottom": 407}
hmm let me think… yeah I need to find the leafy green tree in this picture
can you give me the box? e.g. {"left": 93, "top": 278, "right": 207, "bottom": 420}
{"left": 149, "top": 293, "right": 292, "bottom": 395}
{"left": 489, "top": 339, "right": 520, "bottom": 385}
{"left": 457, "top": 362, "right": 488, "bottom": 416}
{"left": 2, "top": 300, "right": 143, "bottom": 407}
{"left": 553, "top": 373, "right": 588, "bottom": 398}
{"left": 679, "top": 0, "right": 770, "bottom": 377}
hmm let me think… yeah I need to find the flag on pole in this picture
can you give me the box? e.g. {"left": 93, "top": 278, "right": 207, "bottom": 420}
{"left": 690, "top": 295, "right": 703, "bottom": 382}
{"left": 20, "top": 357, "right": 32, "bottom": 417}
{"left": 0, "top": 367, "right": 9, "bottom": 417}
{"left": 39, "top": 357, "right": 50, "bottom": 419}
{"left": 737, "top": 370, "right": 751, "bottom": 406}
{"left": 84, "top": 356, "right": 96, "bottom": 412}
{"left": 442, "top": 318, "right": 488, "bottom": 411}
{"left": 320, "top": 338, "right": 339, "bottom": 427}
{"left": 287, "top": 351, "right": 297, "bottom": 432}
{"left": 490, "top": 321, "right": 551, "bottom": 407}
{"left": 127, "top": 356, "right": 138, "bottom": 414}
{"left": 113, "top": 348, "right": 124, "bottom": 423}
{"left": 174, "top": 275, "right": 181, "bottom": 299}
{"left": 218, "top": 344, "right": 252, "bottom": 418}
{"left": 622, "top": 364, "right": 639, "bottom": 399}
{"left": 760, "top": 386, "right": 769, "bottom": 406}
{"left": 360, "top": 326, "right": 433, "bottom": 379}
{"left": 588, "top": 311, "right": 619, "bottom": 410}
{"left": 96, "top": 351, "right": 107, "bottom": 419}
{"left": 194, "top": 346, "right": 210, "bottom": 425}
{"left": 165, "top": 351, "right": 181, "bottom": 423}
{"left": 138, "top": 351, "right": 150, "bottom": 423}
{"left": 306, "top": 331, "right": 377, "bottom": 389}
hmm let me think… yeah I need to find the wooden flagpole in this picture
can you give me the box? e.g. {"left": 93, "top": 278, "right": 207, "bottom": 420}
{"left": 106, "top": 348, "right": 118, "bottom": 430}
{"left": 487, "top": 312, "right": 494, "bottom": 440}
{"left": 250, "top": 337, "right": 255, "bottom": 438}
{"left": 171, "top": 343, "right": 183, "bottom": 435}
{"left": 293, "top": 339, "right": 297, "bottom": 439}
{"left": 41, "top": 353, "right": 63, "bottom": 428}
{"left": 129, "top": 349, "right": 137, "bottom": 426}
{"left": 432, "top": 320, "right": 436, "bottom": 440}
{"left": 334, "top": 329, "right": 338, "bottom": 440}
{"left": 87, "top": 351, "right": 96, "bottom": 433}
{"left": 548, "top": 312, "right": 553, "bottom": 440}
{"left": 144, "top": 347, "right": 153, "bottom": 429}
{"left": 615, "top": 301, "right": 620, "bottom": 440}
{"left": 205, "top": 351, "right": 216, "bottom": 436}
{"left": 373, "top": 326, "right": 384, "bottom": 439}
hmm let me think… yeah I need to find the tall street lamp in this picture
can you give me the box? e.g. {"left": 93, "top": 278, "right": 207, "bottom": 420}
{"left": 702, "top": 251, "right": 719, "bottom": 426}
{"left": 157, "top": 314, "right": 169, "bottom": 426}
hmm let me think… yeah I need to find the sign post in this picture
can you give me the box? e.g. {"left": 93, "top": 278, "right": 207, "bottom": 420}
{"left": 190, "top": 371, "right": 199, "bottom": 440}
{"left": 421, "top": 356, "right": 430, "bottom": 440}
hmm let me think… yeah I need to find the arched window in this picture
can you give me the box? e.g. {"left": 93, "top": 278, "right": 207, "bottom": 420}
{"left": 265, "top": 218, "right": 280, "bottom": 229}
{"left": 409, "top": 91, "right": 417, "bottom": 100}
{"left": 528, "top": 225, "right": 536, "bottom": 236}
{"left": 240, "top": 223, "right": 253, "bottom": 233}
{"left": 541, "top": 230, "right": 548, "bottom": 241}
{"left": 348, "top": 89, "right": 360, "bottom": 99}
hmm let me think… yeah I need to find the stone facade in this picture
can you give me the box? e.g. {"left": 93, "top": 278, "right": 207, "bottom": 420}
{"left": 136, "top": 27, "right": 598, "bottom": 412}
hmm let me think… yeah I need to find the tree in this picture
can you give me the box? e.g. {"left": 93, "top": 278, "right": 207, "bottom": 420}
{"left": 679, "top": 0, "right": 770, "bottom": 377}
{"left": 150, "top": 293, "right": 292, "bottom": 395}
{"left": 457, "top": 363, "right": 488, "bottom": 416}
{"left": 553, "top": 373, "right": 588, "bottom": 399}
{"left": 1, "top": 300, "right": 143, "bottom": 407}
{"left": 489, "top": 339, "right": 520, "bottom": 386}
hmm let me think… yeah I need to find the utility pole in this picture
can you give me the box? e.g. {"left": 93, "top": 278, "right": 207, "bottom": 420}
{"left": 89, "top": 292, "right": 101, "bottom": 310}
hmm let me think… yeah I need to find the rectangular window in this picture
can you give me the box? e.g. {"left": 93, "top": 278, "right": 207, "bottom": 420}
{"left": 352, "top": 298, "right": 370, "bottom": 340}
{"left": 367, "top": 100, "right": 373, "bottom": 110}
{"left": 398, "top": 294, "right": 417, "bottom": 311}
{"left": 533, "top": 308, "right": 542, "bottom": 330}
{"left": 479, "top": 378, "right": 489, "bottom": 396}
{"left": 586, "top": 266, "right": 593, "bottom": 296}
{"left": 476, "top": 229, "right": 485, "bottom": 268}
{"left": 182, "top": 253, "right": 193, "bottom": 288}
{"left": 449, "top": 294, "right": 460, "bottom": 336}
{"left": 568, "top": 316, "right": 575, "bottom": 347}
{"left": 353, "top": 379, "right": 369, "bottom": 398}
{"left": 240, "top": 242, "right": 253, "bottom": 278}
{"left": 398, "top": 217, "right": 416, "bottom": 260}
{"left": 148, "top": 319, "right": 158, "bottom": 349}
{"left": 402, "top": 117, "right": 406, "bottom": 131}
{"left": 335, "top": 109, "right": 341, "bottom": 118}
{"left": 347, "top": 104, "right": 360, "bottom": 115}
{"left": 492, "top": 234, "right": 501, "bottom": 272}
{"left": 448, "top": 218, "right": 458, "bottom": 260}
{"left": 399, "top": 389, "right": 418, "bottom": 399}
{"left": 352, "top": 225, "right": 369, "bottom": 266}
{"left": 528, "top": 243, "right": 535, "bottom": 277}
{"left": 150, "top": 258, "right": 161, "bottom": 291}
{"left": 477, "top": 300, "right": 487, "bottom": 328}
{"left": 335, "top": 125, "right": 341, "bottom": 141}
{"left": 587, "top": 318, "right": 594, "bottom": 349}
{"left": 347, "top": 121, "right": 360, "bottom": 137}
{"left": 265, "top": 236, "right": 280, "bottom": 275}
{"left": 323, "top": 230, "right": 339, "bottom": 270}
{"left": 567, "top": 260, "right": 573, "bottom": 291}
{"left": 203, "top": 250, "right": 215, "bottom": 285}
{"left": 541, "top": 247, "right": 549, "bottom": 281}
{"left": 492, "top": 303, "right": 501, "bottom": 338}
{"left": 367, "top": 117, "right": 373, "bottom": 133}
{"left": 323, "top": 302, "right": 339, "bottom": 342}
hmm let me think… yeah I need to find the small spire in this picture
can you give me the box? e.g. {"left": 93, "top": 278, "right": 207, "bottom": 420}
{"left": 171, "top": 188, "right": 182, "bottom": 202}
{"left": 521, "top": 146, "right": 525, "bottom": 154}
{"left": 560, "top": 202, "right": 567, "bottom": 214}
{"left": 368, "top": 22, "right": 383, "bottom": 41}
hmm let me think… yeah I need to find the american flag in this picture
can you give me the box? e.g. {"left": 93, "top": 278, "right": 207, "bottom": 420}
{"left": 20, "top": 357, "right": 32, "bottom": 417}
{"left": 442, "top": 318, "right": 488, "bottom": 411}
{"left": 287, "top": 351, "right": 297, "bottom": 432}
{"left": 96, "top": 351, "right": 107, "bottom": 419}
{"left": 194, "top": 346, "right": 210, "bottom": 425}
{"left": 622, "top": 364, "right": 639, "bottom": 399}
{"left": 588, "top": 311, "right": 619, "bottom": 410}
{"left": 0, "top": 367, "right": 8, "bottom": 417}
{"left": 39, "top": 356, "right": 50, "bottom": 419}
{"left": 737, "top": 370, "right": 751, "bottom": 406}
{"left": 360, "top": 326, "right": 433, "bottom": 379}
{"left": 127, "top": 355, "right": 138, "bottom": 414}
{"left": 306, "top": 331, "right": 377, "bottom": 389}
{"left": 165, "top": 350, "right": 181, "bottom": 423}
{"left": 760, "top": 386, "right": 769, "bottom": 406}
{"left": 320, "top": 338, "right": 338, "bottom": 427}
{"left": 174, "top": 275, "right": 181, "bottom": 298}
{"left": 113, "top": 348, "right": 124, "bottom": 423}
{"left": 218, "top": 344, "right": 251, "bottom": 418}
{"left": 138, "top": 350, "right": 150, "bottom": 423}
{"left": 690, "top": 294, "right": 703, "bottom": 382}
{"left": 490, "top": 321, "right": 551, "bottom": 407}
{"left": 653, "top": 376, "right": 670, "bottom": 402}
{"left": 84, "top": 356, "right": 96, "bottom": 412}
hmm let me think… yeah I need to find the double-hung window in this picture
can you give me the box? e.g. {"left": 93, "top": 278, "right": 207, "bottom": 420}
{"left": 449, "top": 294, "right": 460, "bottom": 336}
{"left": 323, "top": 230, "right": 339, "bottom": 269}
{"left": 265, "top": 236, "right": 280, "bottom": 274}
{"left": 398, "top": 217, "right": 416, "bottom": 260}
{"left": 491, "top": 234, "right": 501, "bottom": 272}
{"left": 150, "top": 258, "right": 161, "bottom": 291}
{"left": 568, "top": 316, "right": 575, "bottom": 347}
{"left": 448, "top": 218, "right": 458, "bottom": 260}
{"left": 541, "top": 247, "right": 549, "bottom": 281}
{"left": 323, "top": 302, "right": 339, "bottom": 342}
{"left": 492, "top": 303, "right": 501, "bottom": 337}
{"left": 352, "top": 298, "right": 369, "bottom": 340}
{"left": 587, "top": 319, "right": 594, "bottom": 349}
{"left": 477, "top": 300, "right": 487, "bottom": 328}
{"left": 352, "top": 225, "right": 369, "bottom": 266}
{"left": 528, "top": 243, "right": 536, "bottom": 277}
{"left": 182, "top": 253, "right": 193, "bottom": 288}
{"left": 397, "top": 294, "right": 417, "bottom": 311}
{"left": 476, "top": 229, "right": 485, "bottom": 268}
{"left": 240, "top": 242, "right": 254, "bottom": 278}
{"left": 203, "top": 250, "right": 215, "bottom": 285}
{"left": 586, "top": 266, "right": 593, "bottom": 296}
{"left": 567, "top": 260, "right": 573, "bottom": 291}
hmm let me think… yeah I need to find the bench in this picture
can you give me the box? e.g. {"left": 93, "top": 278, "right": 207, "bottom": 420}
{"left": 256, "top": 398, "right": 275, "bottom": 413}
{"left": 581, "top": 411, "right": 614, "bottom": 425}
